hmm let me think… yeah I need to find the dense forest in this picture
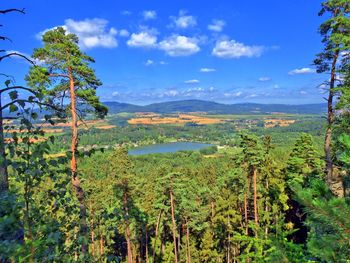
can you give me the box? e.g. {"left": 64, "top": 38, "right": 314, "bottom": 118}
{"left": 1, "top": 1, "right": 350, "bottom": 262}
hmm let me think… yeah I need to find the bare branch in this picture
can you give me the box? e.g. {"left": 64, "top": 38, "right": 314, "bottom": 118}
{"left": 0, "top": 36, "right": 12, "bottom": 42}
{"left": 2, "top": 116, "right": 18, "bottom": 120}
{"left": 0, "top": 9, "right": 25, "bottom": 15}
{"left": 75, "top": 108, "right": 89, "bottom": 129}
{"left": 0, "top": 73, "right": 16, "bottom": 83}
{"left": 0, "top": 52, "right": 35, "bottom": 64}
{"left": 1, "top": 99, "right": 63, "bottom": 112}
{"left": 0, "top": 86, "right": 37, "bottom": 95}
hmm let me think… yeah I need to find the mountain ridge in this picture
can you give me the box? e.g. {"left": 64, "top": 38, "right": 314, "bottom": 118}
{"left": 103, "top": 100, "right": 327, "bottom": 114}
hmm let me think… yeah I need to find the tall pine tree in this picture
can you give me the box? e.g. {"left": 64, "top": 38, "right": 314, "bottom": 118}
{"left": 314, "top": 0, "right": 350, "bottom": 195}
{"left": 26, "top": 27, "right": 108, "bottom": 256}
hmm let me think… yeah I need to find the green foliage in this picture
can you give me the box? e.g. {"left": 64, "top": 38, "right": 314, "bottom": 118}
{"left": 286, "top": 133, "right": 323, "bottom": 185}
{"left": 338, "top": 133, "right": 350, "bottom": 166}
{"left": 26, "top": 27, "right": 108, "bottom": 119}
{"left": 294, "top": 179, "right": 350, "bottom": 262}
{"left": 199, "top": 145, "right": 218, "bottom": 155}
{"left": 0, "top": 192, "right": 23, "bottom": 261}
{"left": 2, "top": 1, "right": 350, "bottom": 261}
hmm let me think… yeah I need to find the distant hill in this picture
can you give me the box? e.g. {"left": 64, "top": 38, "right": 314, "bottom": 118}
{"left": 103, "top": 100, "right": 327, "bottom": 115}
{"left": 103, "top": 101, "right": 144, "bottom": 113}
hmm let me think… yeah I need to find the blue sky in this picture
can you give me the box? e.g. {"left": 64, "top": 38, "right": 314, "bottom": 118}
{"left": 1, "top": 0, "right": 329, "bottom": 105}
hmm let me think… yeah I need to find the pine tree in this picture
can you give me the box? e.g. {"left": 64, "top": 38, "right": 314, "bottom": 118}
{"left": 286, "top": 133, "right": 323, "bottom": 186}
{"left": 314, "top": 0, "right": 350, "bottom": 195}
{"left": 239, "top": 133, "right": 264, "bottom": 232}
{"left": 285, "top": 133, "right": 323, "bottom": 244}
{"left": 26, "top": 27, "right": 108, "bottom": 256}
{"left": 109, "top": 147, "right": 137, "bottom": 263}
{"left": 294, "top": 180, "right": 350, "bottom": 262}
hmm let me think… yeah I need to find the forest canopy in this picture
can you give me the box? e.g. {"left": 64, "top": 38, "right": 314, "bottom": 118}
{"left": 0, "top": 1, "right": 350, "bottom": 262}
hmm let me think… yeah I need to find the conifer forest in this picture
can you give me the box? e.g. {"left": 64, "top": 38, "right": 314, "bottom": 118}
{"left": 1, "top": 1, "right": 350, "bottom": 262}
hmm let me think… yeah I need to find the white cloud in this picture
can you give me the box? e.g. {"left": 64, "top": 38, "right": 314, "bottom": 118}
{"left": 200, "top": 68, "right": 216, "bottom": 73}
{"left": 208, "top": 19, "right": 226, "bottom": 32}
{"left": 340, "top": 51, "right": 349, "bottom": 57}
{"left": 144, "top": 60, "right": 168, "bottom": 66}
{"left": 127, "top": 29, "right": 158, "bottom": 48}
{"left": 184, "top": 79, "right": 200, "bottom": 84}
{"left": 119, "top": 29, "right": 130, "bottom": 37}
{"left": 273, "top": 84, "right": 280, "bottom": 89}
{"left": 170, "top": 10, "right": 197, "bottom": 29}
{"left": 258, "top": 77, "right": 271, "bottom": 82}
{"left": 300, "top": 90, "right": 307, "bottom": 95}
{"left": 143, "top": 10, "right": 157, "bottom": 20}
{"left": 212, "top": 39, "right": 264, "bottom": 58}
{"left": 145, "top": 59, "right": 154, "bottom": 66}
{"left": 37, "top": 18, "right": 118, "bottom": 49}
{"left": 318, "top": 84, "right": 328, "bottom": 94}
{"left": 158, "top": 35, "right": 200, "bottom": 56}
{"left": 245, "top": 93, "right": 258, "bottom": 98}
{"left": 5, "top": 50, "right": 43, "bottom": 65}
{"left": 224, "top": 91, "right": 242, "bottom": 97}
{"left": 335, "top": 74, "right": 345, "bottom": 82}
{"left": 112, "top": 91, "right": 120, "bottom": 96}
{"left": 36, "top": 26, "right": 58, "bottom": 39}
{"left": 162, "top": 90, "right": 179, "bottom": 97}
{"left": 288, "top": 67, "right": 316, "bottom": 75}
{"left": 187, "top": 87, "right": 204, "bottom": 92}
{"left": 64, "top": 18, "right": 118, "bottom": 49}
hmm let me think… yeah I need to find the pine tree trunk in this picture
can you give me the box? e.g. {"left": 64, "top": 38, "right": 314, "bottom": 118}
{"left": 211, "top": 201, "right": 215, "bottom": 224}
{"left": 152, "top": 210, "right": 162, "bottom": 262}
{"left": 244, "top": 192, "right": 248, "bottom": 235}
{"left": 170, "top": 190, "right": 179, "bottom": 263}
{"left": 145, "top": 225, "right": 149, "bottom": 263}
{"left": 177, "top": 225, "right": 181, "bottom": 262}
{"left": 69, "top": 70, "right": 88, "bottom": 255}
{"left": 253, "top": 168, "right": 258, "bottom": 225}
{"left": 0, "top": 105, "right": 8, "bottom": 193}
{"left": 325, "top": 48, "right": 343, "bottom": 196}
{"left": 90, "top": 202, "right": 95, "bottom": 257}
{"left": 227, "top": 215, "right": 230, "bottom": 263}
{"left": 265, "top": 179, "right": 269, "bottom": 237}
{"left": 100, "top": 236, "right": 104, "bottom": 256}
{"left": 124, "top": 190, "right": 133, "bottom": 263}
{"left": 160, "top": 225, "right": 165, "bottom": 259}
{"left": 186, "top": 219, "right": 191, "bottom": 263}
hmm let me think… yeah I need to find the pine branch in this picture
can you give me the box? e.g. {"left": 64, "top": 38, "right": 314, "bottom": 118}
{"left": 48, "top": 73, "right": 69, "bottom": 78}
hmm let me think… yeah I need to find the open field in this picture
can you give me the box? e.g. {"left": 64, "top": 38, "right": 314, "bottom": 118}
{"left": 5, "top": 129, "right": 64, "bottom": 133}
{"left": 40, "top": 119, "right": 116, "bottom": 130}
{"left": 264, "top": 119, "right": 296, "bottom": 128}
{"left": 128, "top": 113, "right": 224, "bottom": 125}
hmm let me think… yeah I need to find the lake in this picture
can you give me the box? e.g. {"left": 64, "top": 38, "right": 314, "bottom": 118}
{"left": 128, "top": 142, "right": 213, "bottom": 156}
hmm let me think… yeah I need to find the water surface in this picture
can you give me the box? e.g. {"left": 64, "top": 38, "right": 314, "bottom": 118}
{"left": 128, "top": 142, "right": 213, "bottom": 156}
